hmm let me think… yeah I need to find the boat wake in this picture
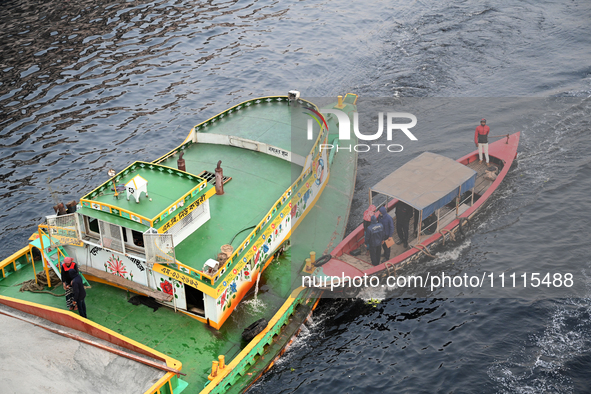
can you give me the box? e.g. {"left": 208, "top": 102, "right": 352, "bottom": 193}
{"left": 429, "top": 239, "right": 472, "bottom": 266}
{"left": 488, "top": 271, "right": 591, "bottom": 393}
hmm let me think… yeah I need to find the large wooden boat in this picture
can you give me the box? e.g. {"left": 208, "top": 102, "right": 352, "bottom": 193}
{"left": 311, "top": 132, "right": 520, "bottom": 286}
{"left": 0, "top": 92, "right": 359, "bottom": 393}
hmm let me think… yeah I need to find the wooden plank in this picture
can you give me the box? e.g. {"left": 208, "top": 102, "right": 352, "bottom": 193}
{"left": 339, "top": 253, "right": 373, "bottom": 271}
{"left": 80, "top": 265, "right": 173, "bottom": 302}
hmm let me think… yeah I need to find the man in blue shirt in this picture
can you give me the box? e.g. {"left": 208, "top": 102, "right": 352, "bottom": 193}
{"left": 378, "top": 206, "right": 394, "bottom": 261}
{"left": 365, "top": 216, "right": 385, "bottom": 266}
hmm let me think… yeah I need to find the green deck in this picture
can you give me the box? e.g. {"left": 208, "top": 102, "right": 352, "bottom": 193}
{"left": 0, "top": 96, "right": 359, "bottom": 392}
{"left": 162, "top": 144, "right": 295, "bottom": 269}
{"left": 86, "top": 163, "right": 206, "bottom": 220}
{"left": 0, "top": 257, "right": 290, "bottom": 388}
{"left": 189, "top": 100, "right": 310, "bottom": 157}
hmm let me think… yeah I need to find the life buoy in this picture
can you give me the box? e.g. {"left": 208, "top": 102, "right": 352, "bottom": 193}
{"left": 313, "top": 254, "right": 332, "bottom": 267}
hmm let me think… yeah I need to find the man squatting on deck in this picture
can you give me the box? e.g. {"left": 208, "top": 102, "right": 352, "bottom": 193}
{"left": 365, "top": 216, "right": 385, "bottom": 266}
{"left": 474, "top": 118, "right": 490, "bottom": 165}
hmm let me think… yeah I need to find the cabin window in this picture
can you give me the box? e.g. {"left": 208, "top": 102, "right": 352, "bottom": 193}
{"left": 121, "top": 228, "right": 145, "bottom": 254}
{"left": 132, "top": 230, "right": 144, "bottom": 248}
{"left": 84, "top": 216, "right": 100, "bottom": 238}
{"left": 98, "top": 221, "right": 125, "bottom": 253}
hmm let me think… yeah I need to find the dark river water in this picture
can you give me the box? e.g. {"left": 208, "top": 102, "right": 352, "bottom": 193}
{"left": 2, "top": 0, "right": 591, "bottom": 393}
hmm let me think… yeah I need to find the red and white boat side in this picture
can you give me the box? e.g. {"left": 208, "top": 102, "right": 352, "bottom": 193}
{"left": 315, "top": 132, "right": 520, "bottom": 282}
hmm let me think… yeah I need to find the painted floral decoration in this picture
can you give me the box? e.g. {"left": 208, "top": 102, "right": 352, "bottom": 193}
{"left": 160, "top": 280, "right": 173, "bottom": 295}
{"left": 105, "top": 254, "right": 128, "bottom": 279}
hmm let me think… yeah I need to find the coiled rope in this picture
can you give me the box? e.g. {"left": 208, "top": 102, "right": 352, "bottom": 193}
{"left": 16, "top": 270, "right": 65, "bottom": 296}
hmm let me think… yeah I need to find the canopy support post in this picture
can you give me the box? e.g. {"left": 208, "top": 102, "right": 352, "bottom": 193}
{"left": 456, "top": 186, "right": 462, "bottom": 217}
{"left": 436, "top": 208, "right": 440, "bottom": 233}
{"left": 471, "top": 188, "right": 474, "bottom": 206}
{"left": 417, "top": 210, "right": 423, "bottom": 244}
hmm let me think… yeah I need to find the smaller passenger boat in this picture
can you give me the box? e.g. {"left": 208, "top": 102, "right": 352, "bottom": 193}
{"left": 311, "top": 132, "right": 520, "bottom": 287}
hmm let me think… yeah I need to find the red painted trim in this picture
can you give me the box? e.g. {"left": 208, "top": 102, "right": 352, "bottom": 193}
{"left": 0, "top": 296, "right": 167, "bottom": 363}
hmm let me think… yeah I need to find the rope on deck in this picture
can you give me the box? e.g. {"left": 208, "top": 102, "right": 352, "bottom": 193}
{"left": 438, "top": 228, "right": 455, "bottom": 245}
{"left": 16, "top": 270, "right": 65, "bottom": 296}
{"left": 412, "top": 243, "right": 437, "bottom": 258}
{"left": 384, "top": 262, "right": 396, "bottom": 277}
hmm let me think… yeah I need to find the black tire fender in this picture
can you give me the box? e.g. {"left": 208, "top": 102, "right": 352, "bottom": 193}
{"left": 313, "top": 254, "right": 332, "bottom": 267}
{"left": 242, "top": 318, "right": 268, "bottom": 342}
{"left": 458, "top": 217, "right": 471, "bottom": 236}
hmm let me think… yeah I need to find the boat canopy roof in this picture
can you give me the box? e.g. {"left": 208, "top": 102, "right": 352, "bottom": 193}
{"left": 370, "top": 152, "right": 477, "bottom": 218}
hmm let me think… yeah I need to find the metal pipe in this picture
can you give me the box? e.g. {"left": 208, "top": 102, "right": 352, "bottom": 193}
{"left": 0, "top": 309, "right": 185, "bottom": 376}
{"left": 38, "top": 228, "right": 51, "bottom": 288}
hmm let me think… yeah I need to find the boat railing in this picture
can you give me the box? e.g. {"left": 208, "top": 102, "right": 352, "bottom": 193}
{"left": 152, "top": 95, "right": 321, "bottom": 166}
{"left": 197, "top": 111, "right": 331, "bottom": 286}
{"left": 420, "top": 192, "right": 473, "bottom": 236}
{"left": 175, "top": 183, "right": 295, "bottom": 286}
{"left": 150, "top": 95, "right": 340, "bottom": 288}
{"left": 0, "top": 245, "right": 34, "bottom": 280}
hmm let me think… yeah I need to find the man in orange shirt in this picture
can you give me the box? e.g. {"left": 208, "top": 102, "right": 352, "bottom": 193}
{"left": 474, "top": 118, "right": 490, "bottom": 165}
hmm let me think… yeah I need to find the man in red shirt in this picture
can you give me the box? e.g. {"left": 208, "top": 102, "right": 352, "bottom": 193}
{"left": 474, "top": 118, "right": 490, "bottom": 165}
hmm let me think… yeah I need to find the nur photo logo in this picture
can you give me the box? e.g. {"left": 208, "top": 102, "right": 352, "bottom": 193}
{"left": 304, "top": 107, "right": 418, "bottom": 152}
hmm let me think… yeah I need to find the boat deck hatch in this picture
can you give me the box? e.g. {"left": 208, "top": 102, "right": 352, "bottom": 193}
{"left": 198, "top": 170, "right": 232, "bottom": 186}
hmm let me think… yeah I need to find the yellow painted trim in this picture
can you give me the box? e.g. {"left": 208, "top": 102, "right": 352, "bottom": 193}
{"left": 178, "top": 309, "right": 208, "bottom": 324}
{"left": 291, "top": 171, "right": 330, "bottom": 235}
{"left": 128, "top": 174, "right": 148, "bottom": 189}
{"left": 0, "top": 245, "right": 31, "bottom": 271}
{"left": 157, "top": 186, "right": 216, "bottom": 234}
{"left": 153, "top": 263, "right": 218, "bottom": 298}
{"left": 80, "top": 198, "right": 153, "bottom": 225}
{"left": 81, "top": 160, "right": 209, "bottom": 228}
{"left": 152, "top": 95, "right": 321, "bottom": 165}
{"left": 155, "top": 158, "right": 324, "bottom": 302}
{"left": 346, "top": 92, "right": 359, "bottom": 105}
{"left": 144, "top": 374, "right": 177, "bottom": 394}
{"left": 200, "top": 287, "right": 307, "bottom": 394}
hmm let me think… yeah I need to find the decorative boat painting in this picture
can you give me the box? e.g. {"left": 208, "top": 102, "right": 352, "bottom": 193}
{"left": 0, "top": 92, "right": 360, "bottom": 393}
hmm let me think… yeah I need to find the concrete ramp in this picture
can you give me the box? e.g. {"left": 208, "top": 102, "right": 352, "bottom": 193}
{"left": 0, "top": 304, "right": 169, "bottom": 394}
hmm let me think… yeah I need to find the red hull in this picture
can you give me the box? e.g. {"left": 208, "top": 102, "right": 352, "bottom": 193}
{"left": 320, "top": 132, "right": 520, "bottom": 279}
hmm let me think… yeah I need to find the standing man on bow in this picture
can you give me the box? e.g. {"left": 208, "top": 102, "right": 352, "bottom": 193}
{"left": 474, "top": 118, "right": 490, "bottom": 166}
